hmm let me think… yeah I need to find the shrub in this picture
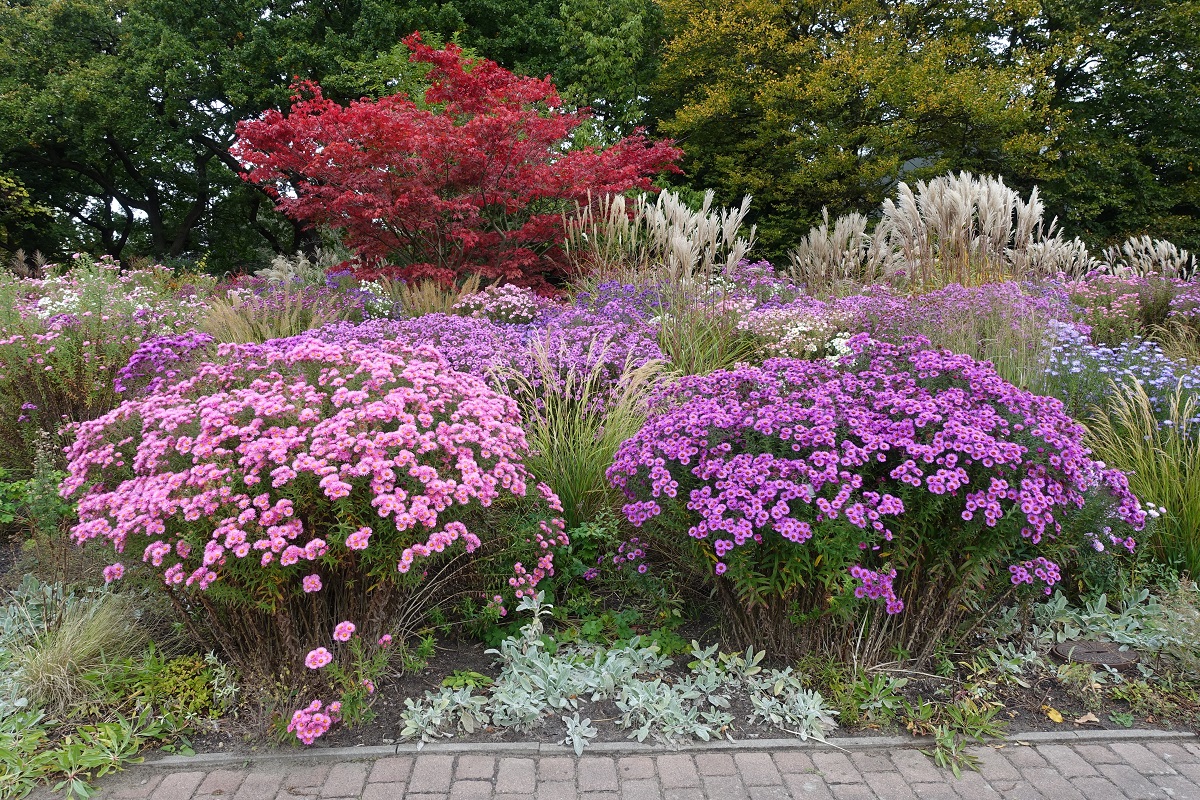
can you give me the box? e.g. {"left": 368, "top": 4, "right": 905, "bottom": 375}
{"left": 61, "top": 336, "right": 568, "bottom": 676}
{"left": 608, "top": 336, "right": 1146, "bottom": 665}
{"left": 735, "top": 302, "right": 854, "bottom": 361}
{"left": 233, "top": 35, "right": 681, "bottom": 292}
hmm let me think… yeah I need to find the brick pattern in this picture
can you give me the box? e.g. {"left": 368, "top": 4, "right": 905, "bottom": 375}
{"left": 78, "top": 739, "right": 1200, "bottom": 800}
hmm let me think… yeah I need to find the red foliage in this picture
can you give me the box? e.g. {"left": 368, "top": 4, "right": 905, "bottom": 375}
{"left": 232, "top": 34, "right": 682, "bottom": 290}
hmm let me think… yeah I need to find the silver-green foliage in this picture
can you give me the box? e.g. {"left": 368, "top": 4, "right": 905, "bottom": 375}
{"left": 397, "top": 593, "right": 839, "bottom": 751}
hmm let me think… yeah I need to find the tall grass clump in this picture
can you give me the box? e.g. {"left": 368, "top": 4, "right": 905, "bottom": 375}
{"left": 788, "top": 209, "right": 889, "bottom": 297}
{"left": 2, "top": 583, "right": 148, "bottom": 718}
{"left": 367, "top": 273, "right": 483, "bottom": 319}
{"left": 655, "top": 299, "right": 761, "bottom": 376}
{"left": 788, "top": 172, "right": 1097, "bottom": 292}
{"left": 199, "top": 283, "right": 358, "bottom": 343}
{"left": 504, "top": 340, "right": 664, "bottom": 531}
{"left": 565, "top": 189, "right": 755, "bottom": 289}
{"left": 1103, "top": 235, "right": 1197, "bottom": 281}
{"left": 1087, "top": 379, "right": 1200, "bottom": 577}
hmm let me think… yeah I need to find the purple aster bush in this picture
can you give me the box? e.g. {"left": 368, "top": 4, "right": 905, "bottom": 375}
{"left": 608, "top": 335, "right": 1146, "bottom": 664}
{"left": 114, "top": 331, "right": 215, "bottom": 395}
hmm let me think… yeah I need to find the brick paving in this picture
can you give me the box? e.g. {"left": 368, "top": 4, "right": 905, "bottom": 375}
{"left": 45, "top": 734, "right": 1200, "bottom": 800}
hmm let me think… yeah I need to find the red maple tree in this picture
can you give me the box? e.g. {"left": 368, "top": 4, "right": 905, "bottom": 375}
{"left": 232, "top": 34, "right": 682, "bottom": 290}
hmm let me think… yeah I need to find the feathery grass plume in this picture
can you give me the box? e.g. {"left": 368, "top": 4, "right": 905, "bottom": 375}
{"left": 1102, "top": 236, "right": 1198, "bottom": 281}
{"left": 389, "top": 273, "right": 483, "bottom": 318}
{"left": 876, "top": 172, "right": 1096, "bottom": 289}
{"left": 6, "top": 588, "right": 148, "bottom": 718}
{"left": 199, "top": 284, "right": 354, "bottom": 343}
{"left": 789, "top": 172, "right": 1099, "bottom": 292}
{"left": 1087, "top": 379, "right": 1200, "bottom": 576}
{"left": 788, "top": 209, "right": 890, "bottom": 297}
{"left": 502, "top": 338, "right": 664, "bottom": 530}
{"left": 565, "top": 189, "right": 755, "bottom": 289}
{"left": 255, "top": 248, "right": 348, "bottom": 285}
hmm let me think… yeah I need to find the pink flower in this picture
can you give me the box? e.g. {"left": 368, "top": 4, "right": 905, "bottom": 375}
{"left": 287, "top": 700, "right": 333, "bottom": 745}
{"left": 102, "top": 563, "right": 124, "bottom": 583}
{"left": 305, "top": 647, "right": 333, "bottom": 670}
{"left": 302, "top": 574, "right": 323, "bottom": 593}
{"left": 345, "top": 527, "right": 371, "bottom": 550}
{"left": 378, "top": 634, "right": 393, "bottom": 647}
{"left": 333, "top": 621, "right": 356, "bottom": 642}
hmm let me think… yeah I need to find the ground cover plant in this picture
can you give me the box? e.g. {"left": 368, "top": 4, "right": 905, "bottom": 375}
{"left": 4, "top": 63, "right": 1200, "bottom": 796}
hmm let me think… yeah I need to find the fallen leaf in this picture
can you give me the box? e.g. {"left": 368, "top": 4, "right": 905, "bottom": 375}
{"left": 1042, "top": 705, "right": 1064, "bottom": 723}
{"left": 1074, "top": 712, "right": 1100, "bottom": 725}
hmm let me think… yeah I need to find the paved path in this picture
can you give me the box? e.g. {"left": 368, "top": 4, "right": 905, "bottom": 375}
{"left": 60, "top": 732, "right": 1200, "bottom": 800}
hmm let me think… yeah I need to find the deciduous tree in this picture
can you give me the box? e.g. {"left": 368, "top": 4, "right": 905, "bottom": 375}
{"left": 233, "top": 35, "right": 681, "bottom": 291}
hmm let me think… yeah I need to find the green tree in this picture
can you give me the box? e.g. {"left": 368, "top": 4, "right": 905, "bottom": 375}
{"left": 1030, "top": 0, "right": 1200, "bottom": 251}
{"left": 0, "top": 0, "right": 661, "bottom": 270}
{"left": 0, "top": 172, "right": 54, "bottom": 260}
{"left": 651, "top": 0, "right": 1058, "bottom": 261}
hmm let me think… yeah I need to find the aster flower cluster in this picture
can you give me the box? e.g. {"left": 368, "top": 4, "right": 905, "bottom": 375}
{"left": 453, "top": 283, "right": 547, "bottom": 324}
{"left": 0, "top": 260, "right": 207, "bottom": 467}
{"left": 1168, "top": 281, "right": 1200, "bottom": 335}
{"left": 61, "top": 335, "right": 568, "bottom": 668}
{"left": 1066, "top": 273, "right": 1193, "bottom": 346}
{"left": 1007, "top": 557, "right": 1061, "bottom": 594}
{"left": 114, "top": 330, "right": 215, "bottom": 394}
{"left": 292, "top": 622, "right": 395, "bottom": 745}
{"left": 1041, "top": 321, "right": 1200, "bottom": 426}
{"left": 849, "top": 565, "right": 902, "bottom": 614}
{"left": 583, "top": 536, "right": 649, "bottom": 581}
{"left": 288, "top": 699, "right": 339, "bottom": 745}
{"left": 736, "top": 302, "right": 854, "bottom": 360}
{"left": 608, "top": 335, "right": 1146, "bottom": 616}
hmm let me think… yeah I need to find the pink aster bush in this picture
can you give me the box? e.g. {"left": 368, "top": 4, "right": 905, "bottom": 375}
{"left": 608, "top": 334, "right": 1146, "bottom": 665}
{"left": 61, "top": 335, "right": 568, "bottom": 675}
{"left": 1067, "top": 273, "right": 1189, "bottom": 346}
{"left": 452, "top": 283, "right": 547, "bottom": 324}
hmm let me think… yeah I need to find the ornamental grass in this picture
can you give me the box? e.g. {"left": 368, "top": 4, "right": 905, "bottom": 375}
{"left": 1086, "top": 379, "right": 1200, "bottom": 577}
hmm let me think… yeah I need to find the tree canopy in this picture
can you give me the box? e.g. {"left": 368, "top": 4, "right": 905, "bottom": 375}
{"left": 0, "top": 0, "right": 662, "bottom": 269}
{"left": 0, "top": 0, "right": 1196, "bottom": 269}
